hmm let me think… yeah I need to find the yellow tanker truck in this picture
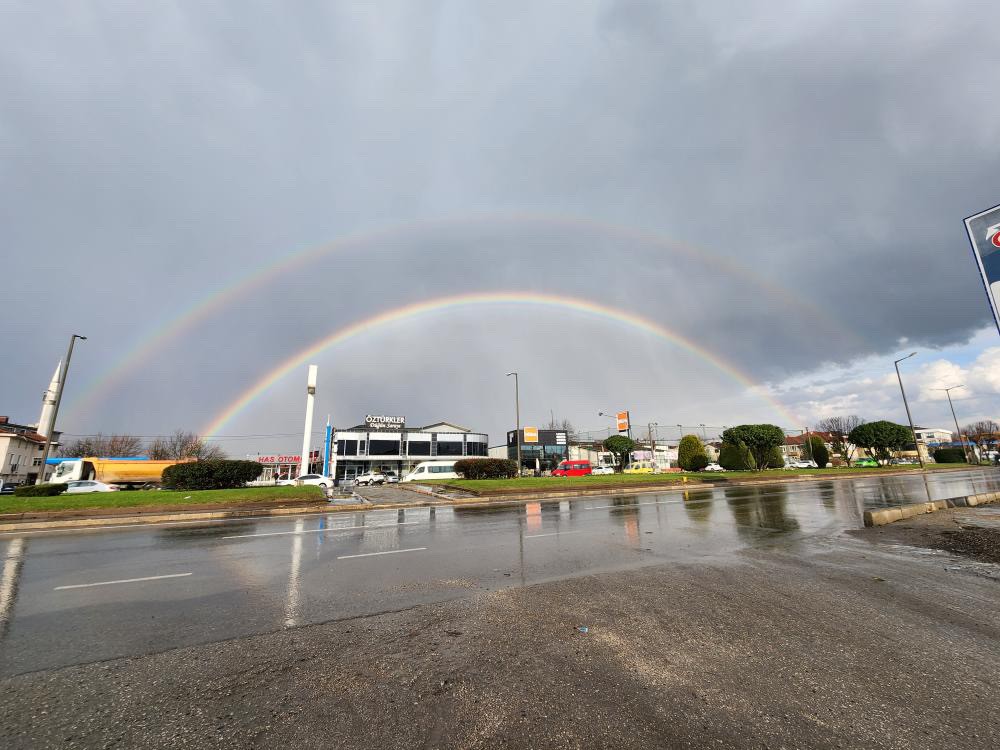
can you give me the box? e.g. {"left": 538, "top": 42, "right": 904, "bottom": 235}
{"left": 50, "top": 458, "right": 192, "bottom": 489}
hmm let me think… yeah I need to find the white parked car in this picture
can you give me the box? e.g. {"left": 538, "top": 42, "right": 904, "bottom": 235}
{"left": 65, "top": 480, "right": 118, "bottom": 494}
{"left": 702, "top": 463, "right": 725, "bottom": 472}
{"left": 381, "top": 471, "right": 400, "bottom": 484}
{"left": 277, "top": 474, "right": 334, "bottom": 488}
{"left": 355, "top": 472, "right": 386, "bottom": 486}
{"left": 590, "top": 465, "right": 615, "bottom": 475}
{"left": 784, "top": 460, "right": 818, "bottom": 469}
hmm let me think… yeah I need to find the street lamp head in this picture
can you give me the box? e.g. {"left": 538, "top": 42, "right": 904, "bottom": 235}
{"left": 505, "top": 371, "right": 516, "bottom": 377}
{"left": 895, "top": 351, "right": 917, "bottom": 365}
{"left": 74, "top": 334, "right": 87, "bottom": 341}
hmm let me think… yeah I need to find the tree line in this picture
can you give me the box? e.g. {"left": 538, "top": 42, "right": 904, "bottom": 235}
{"left": 59, "top": 430, "right": 225, "bottom": 461}
{"left": 602, "top": 413, "right": 996, "bottom": 472}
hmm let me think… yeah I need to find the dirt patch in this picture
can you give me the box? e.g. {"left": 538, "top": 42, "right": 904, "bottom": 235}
{"left": 851, "top": 506, "right": 1000, "bottom": 564}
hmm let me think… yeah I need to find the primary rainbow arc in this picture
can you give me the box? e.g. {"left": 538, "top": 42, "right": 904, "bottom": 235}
{"left": 201, "top": 291, "right": 799, "bottom": 437}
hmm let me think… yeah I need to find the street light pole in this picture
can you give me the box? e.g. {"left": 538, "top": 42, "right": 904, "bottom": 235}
{"left": 699, "top": 423, "right": 707, "bottom": 441}
{"left": 36, "top": 334, "right": 86, "bottom": 484}
{"left": 647, "top": 422, "right": 658, "bottom": 455}
{"left": 894, "top": 352, "right": 925, "bottom": 469}
{"left": 507, "top": 372, "right": 521, "bottom": 476}
{"left": 936, "top": 385, "right": 973, "bottom": 465}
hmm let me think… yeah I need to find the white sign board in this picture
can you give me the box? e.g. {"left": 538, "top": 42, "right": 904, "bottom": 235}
{"left": 964, "top": 203, "right": 1000, "bottom": 334}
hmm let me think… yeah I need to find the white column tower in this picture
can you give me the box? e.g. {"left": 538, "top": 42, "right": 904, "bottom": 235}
{"left": 299, "top": 365, "right": 318, "bottom": 478}
{"left": 36, "top": 360, "right": 63, "bottom": 438}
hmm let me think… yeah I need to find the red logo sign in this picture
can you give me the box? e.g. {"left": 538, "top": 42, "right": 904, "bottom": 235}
{"left": 988, "top": 223, "right": 1000, "bottom": 248}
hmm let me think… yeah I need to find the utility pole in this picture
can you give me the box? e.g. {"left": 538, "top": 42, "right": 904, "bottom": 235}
{"left": 936, "top": 385, "right": 972, "bottom": 464}
{"left": 507, "top": 372, "right": 521, "bottom": 476}
{"left": 36, "top": 334, "right": 86, "bottom": 484}
{"left": 647, "top": 422, "right": 658, "bottom": 456}
{"left": 699, "top": 423, "right": 708, "bottom": 441}
{"left": 894, "top": 352, "right": 925, "bottom": 469}
{"left": 299, "top": 365, "right": 318, "bottom": 479}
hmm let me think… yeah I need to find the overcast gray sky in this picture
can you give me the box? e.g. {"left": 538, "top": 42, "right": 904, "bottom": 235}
{"left": 3, "top": 1, "right": 1000, "bottom": 454}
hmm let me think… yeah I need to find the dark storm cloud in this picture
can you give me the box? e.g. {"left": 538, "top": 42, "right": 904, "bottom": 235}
{"left": 3, "top": 1, "right": 999, "bottom": 447}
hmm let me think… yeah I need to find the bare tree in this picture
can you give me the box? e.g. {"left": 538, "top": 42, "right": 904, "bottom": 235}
{"left": 147, "top": 430, "right": 226, "bottom": 460}
{"left": 963, "top": 420, "right": 1000, "bottom": 462}
{"left": 545, "top": 417, "right": 578, "bottom": 442}
{"left": 59, "top": 433, "right": 144, "bottom": 458}
{"left": 815, "top": 416, "right": 865, "bottom": 466}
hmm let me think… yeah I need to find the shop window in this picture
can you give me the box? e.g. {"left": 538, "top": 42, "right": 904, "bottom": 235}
{"left": 407, "top": 441, "right": 431, "bottom": 455}
{"left": 337, "top": 440, "right": 358, "bottom": 456}
{"left": 437, "top": 441, "right": 463, "bottom": 456}
{"left": 368, "top": 440, "right": 400, "bottom": 455}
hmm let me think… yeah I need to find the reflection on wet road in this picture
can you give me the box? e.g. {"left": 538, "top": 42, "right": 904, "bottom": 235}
{"left": 1, "top": 469, "right": 998, "bottom": 675}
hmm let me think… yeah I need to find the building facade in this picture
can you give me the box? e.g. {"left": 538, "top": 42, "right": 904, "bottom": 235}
{"left": 914, "top": 427, "right": 953, "bottom": 446}
{"left": 506, "top": 429, "right": 568, "bottom": 472}
{"left": 331, "top": 419, "right": 487, "bottom": 481}
{"left": 0, "top": 417, "right": 56, "bottom": 484}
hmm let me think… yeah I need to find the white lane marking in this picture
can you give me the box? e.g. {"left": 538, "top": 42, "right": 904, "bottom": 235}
{"left": 222, "top": 521, "right": 418, "bottom": 539}
{"left": 54, "top": 572, "right": 192, "bottom": 590}
{"left": 525, "top": 530, "right": 584, "bottom": 538}
{"left": 337, "top": 547, "right": 427, "bottom": 560}
{"left": 583, "top": 499, "right": 682, "bottom": 510}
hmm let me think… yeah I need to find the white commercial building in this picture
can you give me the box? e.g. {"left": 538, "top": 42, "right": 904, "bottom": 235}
{"left": 914, "top": 428, "right": 953, "bottom": 446}
{"left": 331, "top": 418, "right": 488, "bottom": 482}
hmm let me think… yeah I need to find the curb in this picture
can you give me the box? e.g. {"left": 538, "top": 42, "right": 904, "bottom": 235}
{"left": 863, "top": 492, "right": 1000, "bottom": 527}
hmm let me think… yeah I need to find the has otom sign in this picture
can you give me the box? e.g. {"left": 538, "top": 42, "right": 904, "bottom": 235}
{"left": 365, "top": 414, "right": 405, "bottom": 430}
{"left": 965, "top": 203, "right": 1000, "bottom": 334}
{"left": 523, "top": 427, "right": 539, "bottom": 443}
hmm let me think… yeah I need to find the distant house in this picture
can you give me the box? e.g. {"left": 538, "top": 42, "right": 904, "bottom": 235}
{"left": 781, "top": 432, "right": 838, "bottom": 461}
{"left": 0, "top": 416, "right": 59, "bottom": 485}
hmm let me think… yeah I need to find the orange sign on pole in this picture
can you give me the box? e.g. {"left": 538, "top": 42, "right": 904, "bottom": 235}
{"left": 523, "top": 427, "right": 539, "bottom": 443}
{"left": 616, "top": 411, "right": 630, "bottom": 434}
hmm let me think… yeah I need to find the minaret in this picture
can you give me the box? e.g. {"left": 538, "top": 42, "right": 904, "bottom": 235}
{"left": 36, "top": 361, "right": 63, "bottom": 438}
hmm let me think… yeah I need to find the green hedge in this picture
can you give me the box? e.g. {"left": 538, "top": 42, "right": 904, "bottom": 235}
{"left": 162, "top": 460, "right": 263, "bottom": 490}
{"left": 678, "top": 435, "right": 709, "bottom": 471}
{"left": 13, "top": 483, "right": 67, "bottom": 497}
{"left": 933, "top": 447, "right": 966, "bottom": 464}
{"left": 453, "top": 458, "right": 519, "bottom": 480}
{"left": 719, "top": 442, "right": 752, "bottom": 470}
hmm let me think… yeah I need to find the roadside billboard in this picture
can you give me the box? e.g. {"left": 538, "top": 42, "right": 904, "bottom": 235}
{"left": 616, "top": 411, "right": 630, "bottom": 435}
{"left": 964, "top": 203, "right": 1000, "bottom": 334}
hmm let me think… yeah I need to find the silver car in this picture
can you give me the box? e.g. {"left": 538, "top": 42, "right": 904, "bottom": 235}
{"left": 65, "top": 480, "right": 117, "bottom": 493}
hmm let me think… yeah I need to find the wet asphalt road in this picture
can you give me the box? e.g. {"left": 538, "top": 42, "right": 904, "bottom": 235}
{"left": 2, "top": 468, "right": 999, "bottom": 677}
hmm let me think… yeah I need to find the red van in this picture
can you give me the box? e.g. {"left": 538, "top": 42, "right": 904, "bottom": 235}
{"left": 552, "top": 460, "right": 592, "bottom": 477}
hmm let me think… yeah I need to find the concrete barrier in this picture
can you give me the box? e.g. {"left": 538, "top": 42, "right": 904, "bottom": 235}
{"left": 864, "top": 492, "right": 999, "bottom": 526}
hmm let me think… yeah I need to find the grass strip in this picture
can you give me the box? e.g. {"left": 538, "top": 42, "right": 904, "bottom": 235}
{"left": 0, "top": 485, "right": 326, "bottom": 515}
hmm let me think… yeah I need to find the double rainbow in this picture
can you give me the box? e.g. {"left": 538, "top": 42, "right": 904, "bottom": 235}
{"left": 65, "top": 212, "right": 848, "bottom": 425}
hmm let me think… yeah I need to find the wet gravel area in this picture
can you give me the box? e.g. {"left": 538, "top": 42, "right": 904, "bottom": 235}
{"left": 2, "top": 542, "right": 999, "bottom": 749}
